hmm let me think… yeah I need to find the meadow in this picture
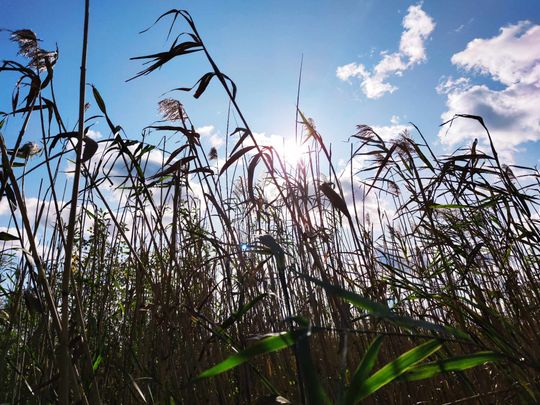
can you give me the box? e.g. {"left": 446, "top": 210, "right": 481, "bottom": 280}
{"left": 1, "top": 5, "right": 539, "bottom": 404}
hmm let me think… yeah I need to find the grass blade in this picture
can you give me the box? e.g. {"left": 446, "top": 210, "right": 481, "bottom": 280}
{"left": 343, "top": 336, "right": 384, "bottom": 405}
{"left": 403, "top": 351, "right": 502, "bottom": 381}
{"left": 300, "top": 273, "right": 449, "bottom": 334}
{"left": 350, "top": 340, "right": 442, "bottom": 402}
{"left": 195, "top": 330, "right": 305, "bottom": 380}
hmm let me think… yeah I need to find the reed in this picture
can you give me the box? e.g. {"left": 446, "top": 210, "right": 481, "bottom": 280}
{"left": 0, "top": 6, "right": 539, "bottom": 404}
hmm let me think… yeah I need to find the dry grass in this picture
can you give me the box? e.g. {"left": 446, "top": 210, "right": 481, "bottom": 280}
{"left": 1, "top": 7, "right": 539, "bottom": 404}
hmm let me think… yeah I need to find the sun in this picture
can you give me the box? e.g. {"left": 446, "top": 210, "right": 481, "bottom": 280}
{"left": 278, "top": 138, "right": 310, "bottom": 167}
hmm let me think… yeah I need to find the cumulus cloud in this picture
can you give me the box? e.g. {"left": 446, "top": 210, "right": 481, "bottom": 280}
{"left": 438, "top": 21, "right": 540, "bottom": 162}
{"left": 371, "top": 122, "right": 413, "bottom": 142}
{"left": 451, "top": 21, "right": 540, "bottom": 86}
{"left": 399, "top": 4, "right": 436, "bottom": 63}
{"left": 337, "top": 4, "right": 435, "bottom": 99}
{"left": 196, "top": 125, "right": 214, "bottom": 137}
{"left": 196, "top": 125, "right": 224, "bottom": 148}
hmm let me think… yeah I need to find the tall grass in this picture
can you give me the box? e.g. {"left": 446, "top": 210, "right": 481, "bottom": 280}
{"left": 1, "top": 6, "right": 539, "bottom": 404}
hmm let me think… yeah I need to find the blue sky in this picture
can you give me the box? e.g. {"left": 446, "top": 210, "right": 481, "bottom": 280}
{"left": 2, "top": 0, "right": 540, "bottom": 172}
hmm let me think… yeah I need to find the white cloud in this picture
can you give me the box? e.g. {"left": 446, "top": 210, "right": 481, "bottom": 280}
{"left": 361, "top": 75, "right": 398, "bottom": 99}
{"left": 196, "top": 125, "right": 224, "bottom": 148}
{"left": 337, "top": 4, "right": 435, "bottom": 99}
{"left": 439, "top": 21, "right": 540, "bottom": 162}
{"left": 451, "top": 21, "right": 540, "bottom": 86}
{"left": 371, "top": 123, "right": 412, "bottom": 142}
{"left": 399, "top": 4, "right": 435, "bottom": 63}
{"left": 209, "top": 134, "right": 224, "bottom": 148}
{"left": 87, "top": 129, "right": 102, "bottom": 140}
{"left": 0, "top": 200, "right": 10, "bottom": 216}
{"left": 336, "top": 63, "right": 368, "bottom": 81}
{"left": 196, "top": 125, "right": 215, "bottom": 137}
{"left": 436, "top": 76, "right": 470, "bottom": 94}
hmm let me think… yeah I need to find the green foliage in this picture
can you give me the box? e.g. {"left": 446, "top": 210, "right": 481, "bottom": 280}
{"left": 196, "top": 330, "right": 306, "bottom": 380}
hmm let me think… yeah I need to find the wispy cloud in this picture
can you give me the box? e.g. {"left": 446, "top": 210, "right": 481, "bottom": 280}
{"left": 337, "top": 4, "right": 435, "bottom": 99}
{"left": 438, "top": 21, "right": 540, "bottom": 162}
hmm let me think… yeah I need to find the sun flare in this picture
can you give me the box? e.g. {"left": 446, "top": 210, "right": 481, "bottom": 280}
{"left": 278, "top": 138, "right": 310, "bottom": 167}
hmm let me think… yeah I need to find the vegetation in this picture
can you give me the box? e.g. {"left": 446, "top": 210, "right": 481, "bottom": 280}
{"left": 1, "top": 5, "right": 540, "bottom": 404}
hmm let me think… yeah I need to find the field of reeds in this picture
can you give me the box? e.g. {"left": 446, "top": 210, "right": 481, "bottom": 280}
{"left": 1, "top": 5, "right": 540, "bottom": 404}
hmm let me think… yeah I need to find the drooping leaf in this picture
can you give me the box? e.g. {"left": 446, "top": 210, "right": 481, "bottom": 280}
{"left": 82, "top": 137, "right": 98, "bottom": 163}
{"left": 92, "top": 85, "right": 107, "bottom": 114}
{"left": 165, "top": 145, "right": 189, "bottom": 166}
{"left": 229, "top": 127, "right": 250, "bottom": 155}
{"left": 193, "top": 73, "right": 215, "bottom": 99}
{"left": 189, "top": 167, "right": 214, "bottom": 176}
{"left": 403, "top": 351, "right": 502, "bottom": 381}
{"left": 247, "top": 152, "right": 263, "bottom": 200}
{"left": 48, "top": 131, "right": 98, "bottom": 163}
{"left": 50, "top": 131, "right": 78, "bottom": 150}
{"left": 204, "top": 192, "right": 233, "bottom": 233}
{"left": 300, "top": 273, "right": 449, "bottom": 334}
{"left": 139, "top": 9, "right": 186, "bottom": 38}
{"left": 259, "top": 235, "right": 286, "bottom": 272}
{"left": 195, "top": 330, "right": 305, "bottom": 380}
{"left": 320, "top": 182, "right": 350, "bottom": 219}
{"left": 150, "top": 156, "right": 196, "bottom": 179}
{"left": 405, "top": 137, "right": 434, "bottom": 171}
{"left": 219, "top": 145, "right": 257, "bottom": 176}
{"left": 0, "top": 231, "right": 19, "bottom": 241}
{"left": 129, "top": 38, "right": 202, "bottom": 81}
{"left": 366, "top": 143, "right": 397, "bottom": 196}
{"left": 219, "top": 72, "right": 237, "bottom": 100}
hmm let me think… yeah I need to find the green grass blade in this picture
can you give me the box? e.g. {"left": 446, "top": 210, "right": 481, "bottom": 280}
{"left": 350, "top": 339, "right": 442, "bottom": 402}
{"left": 300, "top": 273, "right": 448, "bottom": 334}
{"left": 195, "top": 330, "right": 304, "bottom": 380}
{"left": 220, "top": 293, "right": 268, "bottom": 330}
{"left": 403, "top": 351, "right": 502, "bottom": 381}
{"left": 92, "top": 354, "right": 103, "bottom": 371}
{"left": 343, "top": 336, "right": 383, "bottom": 405}
{"left": 296, "top": 331, "right": 331, "bottom": 405}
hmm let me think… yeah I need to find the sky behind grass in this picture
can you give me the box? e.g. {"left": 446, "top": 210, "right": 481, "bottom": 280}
{"left": 2, "top": 0, "right": 540, "bottom": 178}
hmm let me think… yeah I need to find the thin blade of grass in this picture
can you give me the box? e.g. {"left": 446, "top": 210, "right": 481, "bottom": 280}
{"left": 403, "top": 351, "right": 502, "bottom": 381}
{"left": 195, "top": 330, "right": 306, "bottom": 380}
{"left": 351, "top": 340, "right": 442, "bottom": 402}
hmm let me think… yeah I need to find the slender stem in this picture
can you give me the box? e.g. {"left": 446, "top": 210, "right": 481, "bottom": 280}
{"left": 59, "top": 0, "right": 91, "bottom": 402}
